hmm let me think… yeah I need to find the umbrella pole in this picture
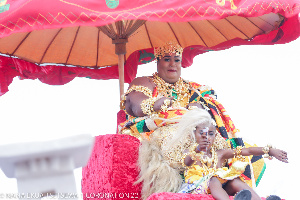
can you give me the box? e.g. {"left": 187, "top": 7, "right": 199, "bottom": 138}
{"left": 113, "top": 38, "right": 128, "bottom": 100}
{"left": 118, "top": 54, "right": 125, "bottom": 100}
{"left": 101, "top": 20, "right": 145, "bottom": 100}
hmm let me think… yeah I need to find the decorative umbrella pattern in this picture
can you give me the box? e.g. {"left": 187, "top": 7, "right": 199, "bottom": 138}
{"left": 0, "top": 0, "right": 299, "bottom": 96}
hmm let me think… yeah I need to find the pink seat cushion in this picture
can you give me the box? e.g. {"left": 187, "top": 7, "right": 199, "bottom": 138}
{"left": 82, "top": 134, "right": 142, "bottom": 199}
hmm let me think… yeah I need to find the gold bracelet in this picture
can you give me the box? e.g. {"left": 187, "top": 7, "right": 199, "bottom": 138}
{"left": 234, "top": 146, "right": 245, "bottom": 161}
{"left": 160, "top": 99, "right": 171, "bottom": 112}
{"left": 120, "top": 85, "right": 153, "bottom": 110}
{"left": 262, "top": 145, "right": 273, "bottom": 160}
{"left": 181, "top": 153, "right": 189, "bottom": 168}
{"left": 140, "top": 97, "right": 157, "bottom": 115}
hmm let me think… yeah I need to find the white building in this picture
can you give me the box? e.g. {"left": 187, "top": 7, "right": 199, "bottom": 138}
{"left": 0, "top": 134, "right": 94, "bottom": 200}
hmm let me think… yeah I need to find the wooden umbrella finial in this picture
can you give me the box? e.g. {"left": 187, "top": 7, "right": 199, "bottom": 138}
{"left": 98, "top": 20, "right": 146, "bottom": 99}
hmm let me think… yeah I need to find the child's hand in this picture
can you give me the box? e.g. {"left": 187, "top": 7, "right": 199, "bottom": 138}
{"left": 195, "top": 141, "right": 210, "bottom": 152}
{"left": 270, "top": 148, "right": 288, "bottom": 163}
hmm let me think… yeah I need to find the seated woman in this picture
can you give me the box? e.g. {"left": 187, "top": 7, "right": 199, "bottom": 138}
{"left": 118, "top": 41, "right": 266, "bottom": 199}
{"left": 178, "top": 109, "right": 287, "bottom": 200}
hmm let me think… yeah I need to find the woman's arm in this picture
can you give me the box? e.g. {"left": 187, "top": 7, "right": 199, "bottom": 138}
{"left": 125, "top": 77, "right": 173, "bottom": 117}
{"left": 125, "top": 77, "right": 154, "bottom": 117}
{"left": 220, "top": 146, "right": 288, "bottom": 163}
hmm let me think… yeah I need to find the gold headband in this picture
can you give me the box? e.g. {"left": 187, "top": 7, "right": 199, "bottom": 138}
{"left": 154, "top": 41, "right": 183, "bottom": 60}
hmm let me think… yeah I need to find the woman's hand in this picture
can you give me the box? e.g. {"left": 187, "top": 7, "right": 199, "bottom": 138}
{"left": 153, "top": 97, "right": 174, "bottom": 112}
{"left": 270, "top": 148, "right": 288, "bottom": 163}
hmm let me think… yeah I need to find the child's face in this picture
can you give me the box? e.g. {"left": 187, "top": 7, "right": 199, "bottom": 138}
{"left": 194, "top": 124, "right": 216, "bottom": 151}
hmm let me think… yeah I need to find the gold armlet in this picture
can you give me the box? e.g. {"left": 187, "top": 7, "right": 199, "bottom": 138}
{"left": 121, "top": 85, "right": 153, "bottom": 110}
{"left": 234, "top": 146, "right": 245, "bottom": 161}
{"left": 125, "top": 85, "right": 152, "bottom": 98}
{"left": 262, "top": 144, "right": 273, "bottom": 160}
{"left": 140, "top": 97, "right": 157, "bottom": 116}
{"left": 181, "top": 153, "right": 189, "bottom": 168}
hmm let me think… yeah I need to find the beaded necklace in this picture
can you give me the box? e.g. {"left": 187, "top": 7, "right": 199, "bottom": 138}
{"left": 200, "top": 148, "right": 218, "bottom": 174}
{"left": 150, "top": 72, "right": 191, "bottom": 107}
{"left": 189, "top": 143, "right": 218, "bottom": 174}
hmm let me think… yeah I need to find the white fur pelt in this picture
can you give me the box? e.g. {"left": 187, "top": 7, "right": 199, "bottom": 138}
{"left": 136, "top": 135, "right": 183, "bottom": 200}
{"left": 136, "top": 108, "right": 213, "bottom": 199}
{"left": 166, "top": 108, "right": 212, "bottom": 151}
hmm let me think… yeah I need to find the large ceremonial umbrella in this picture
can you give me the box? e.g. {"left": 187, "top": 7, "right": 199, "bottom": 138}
{"left": 0, "top": 0, "right": 299, "bottom": 97}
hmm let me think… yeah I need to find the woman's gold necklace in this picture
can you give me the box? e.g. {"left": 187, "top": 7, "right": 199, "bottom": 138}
{"left": 151, "top": 72, "right": 191, "bottom": 107}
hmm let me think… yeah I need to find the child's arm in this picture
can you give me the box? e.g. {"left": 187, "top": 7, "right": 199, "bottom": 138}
{"left": 183, "top": 149, "right": 195, "bottom": 167}
{"left": 182, "top": 143, "right": 203, "bottom": 167}
{"left": 221, "top": 146, "right": 288, "bottom": 163}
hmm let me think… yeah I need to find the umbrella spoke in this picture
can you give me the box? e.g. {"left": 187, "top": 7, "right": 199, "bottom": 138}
{"left": 188, "top": 21, "right": 208, "bottom": 48}
{"left": 39, "top": 28, "right": 62, "bottom": 64}
{"left": 115, "top": 21, "right": 124, "bottom": 38}
{"left": 11, "top": 32, "right": 31, "bottom": 56}
{"left": 206, "top": 20, "right": 229, "bottom": 42}
{"left": 167, "top": 22, "right": 181, "bottom": 47}
{"left": 245, "top": 18, "right": 266, "bottom": 34}
{"left": 124, "top": 20, "right": 134, "bottom": 35}
{"left": 65, "top": 26, "right": 80, "bottom": 65}
{"left": 99, "top": 25, "right": 117, "bottom": 39}
{"left": 127, "top": 20, "right": 146, "bottom": 37}
{"left": 96, "top": 28, "right": 100, "bottom": 68}
{"left": 144, "top": 23, "right": 153, "bottom": 48}
{"left": 224, "top": 18, "right": 250, "bottom": 40}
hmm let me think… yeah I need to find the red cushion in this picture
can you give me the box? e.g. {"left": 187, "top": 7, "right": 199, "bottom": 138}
{"left": 81, "top": 134, "right": 142, "bottom": 199}
{"left": 117, "top": 110, "right": 127, "bottom": 129}
{"left": 147, "top": 193, "right": 216, "bottom": 200}
{"left": 147, "top": 193, "right": 269, "bottom": 200}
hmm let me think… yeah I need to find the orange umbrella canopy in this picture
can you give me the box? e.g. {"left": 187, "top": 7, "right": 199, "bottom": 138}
{"left": 0, "top": 0, "right": 299, "bottom": 95}
{"left": 0, "top": 14, "right": 287, "bottom": 67}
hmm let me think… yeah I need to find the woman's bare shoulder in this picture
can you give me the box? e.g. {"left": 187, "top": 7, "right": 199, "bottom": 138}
{"left": 129, "top": 76, "right": 154, "bottom": 89}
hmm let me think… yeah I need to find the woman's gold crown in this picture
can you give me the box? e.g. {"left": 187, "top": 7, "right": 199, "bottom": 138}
{"left": 154, "top": 41, "right": 183, "bottom": 60}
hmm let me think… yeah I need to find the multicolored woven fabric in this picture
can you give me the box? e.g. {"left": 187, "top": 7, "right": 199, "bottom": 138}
{"left": 226, "top": 140, "right": 266, "bottom": 187}
{"left": 118, "top": 80, "right": 265, "bottom": 188}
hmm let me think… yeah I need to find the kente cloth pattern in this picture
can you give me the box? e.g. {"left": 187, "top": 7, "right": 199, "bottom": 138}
{"left": 179, "top": 160, "right": 248, "bottom": 194}
{"left": 118, "top": 80, "right": 265, "bottom": 188}
{"left": 118, "top": 81, "right": 236, "bottom": 139}
{"left": 226, "top": 140, "right": 267, "bottom": 187}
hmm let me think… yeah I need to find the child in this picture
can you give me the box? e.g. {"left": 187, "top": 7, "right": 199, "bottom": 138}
{"left": 179, "top": 120, "right": 288, "bottom": 200}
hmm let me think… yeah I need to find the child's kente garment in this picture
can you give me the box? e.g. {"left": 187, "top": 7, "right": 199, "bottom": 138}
{"left": 179, "top": 159, "right": 248, "bottom": 194}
